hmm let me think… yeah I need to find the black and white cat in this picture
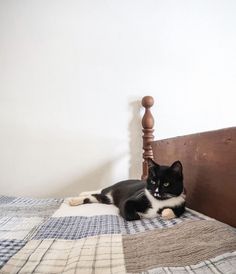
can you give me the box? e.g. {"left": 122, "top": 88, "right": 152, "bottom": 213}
{"left": 69, "top": 158, "right": 186, "bottom": 221}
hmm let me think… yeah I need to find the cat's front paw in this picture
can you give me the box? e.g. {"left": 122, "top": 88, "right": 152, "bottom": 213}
{"left": 161, "top": 208, "right": 176, "bottom": 220}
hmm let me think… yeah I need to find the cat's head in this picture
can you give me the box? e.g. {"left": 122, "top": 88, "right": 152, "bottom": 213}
{"left": 146, "top": 158, "right": 184, "bottom": 200}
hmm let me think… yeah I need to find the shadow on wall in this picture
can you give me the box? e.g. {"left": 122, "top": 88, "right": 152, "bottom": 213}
{"left": 52, "top": 153, "right": 126, "bottom": 198}
{"left": 128, "top": 100, "right": 143, "bottom": 179}
{"left": 47, "top": 99, "right": 143, "bottom": 198}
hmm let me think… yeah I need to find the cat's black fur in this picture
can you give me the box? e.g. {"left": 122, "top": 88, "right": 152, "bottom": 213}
{"left": 69, "top": 158, "right": 186, "bottom": 221}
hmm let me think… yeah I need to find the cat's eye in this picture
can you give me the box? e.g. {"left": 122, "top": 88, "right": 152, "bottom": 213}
{"left": 163, "top": 182, "right": 170, "bottom": 187}
{"left": 151, "top": 180, "right": 156, "bottom": 185}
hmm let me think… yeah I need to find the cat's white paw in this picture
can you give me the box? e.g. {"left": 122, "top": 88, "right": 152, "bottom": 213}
{"left": 69, "top": 197, "right": 84, "bottom": 206}
{"left": 161, "top": 208, "right": 176, "bottom": 220}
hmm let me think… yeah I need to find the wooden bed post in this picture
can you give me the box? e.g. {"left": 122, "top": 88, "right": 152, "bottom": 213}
{"left": 141, "top": 96, "right": 155, "bottom": 180}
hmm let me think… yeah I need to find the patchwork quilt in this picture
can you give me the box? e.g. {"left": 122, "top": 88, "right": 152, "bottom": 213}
{"left": 0, "top": 195, "right": 236, "bottom": 274}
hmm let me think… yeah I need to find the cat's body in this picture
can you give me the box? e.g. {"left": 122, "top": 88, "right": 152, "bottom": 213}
{"left": 69, "top": 159, "right": 186, "bottom": 221}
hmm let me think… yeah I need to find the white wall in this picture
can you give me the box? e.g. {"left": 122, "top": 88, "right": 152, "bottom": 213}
{"left": 0, "top": 0, "right": 235, "bottom": 197}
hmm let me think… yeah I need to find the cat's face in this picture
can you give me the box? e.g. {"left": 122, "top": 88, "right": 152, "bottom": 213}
{"left": 146, "top": 159, "right": 184, "bottom": 200}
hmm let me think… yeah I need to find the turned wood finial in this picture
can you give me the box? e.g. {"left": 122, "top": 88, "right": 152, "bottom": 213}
{"left": 141, "top": 96, "right": 155, "bottom": 180}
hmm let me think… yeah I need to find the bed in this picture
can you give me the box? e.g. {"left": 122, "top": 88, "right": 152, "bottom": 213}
{"left": 0, "top": 96, "right": 236, "bottom": 274}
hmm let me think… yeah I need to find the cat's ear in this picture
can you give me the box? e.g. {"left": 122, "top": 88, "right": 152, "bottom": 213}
{"left": 170, "top": 161, "right": 183, "bottom": 176}
{"left": 147, "top": 158, "right": 159, "bottom": 169}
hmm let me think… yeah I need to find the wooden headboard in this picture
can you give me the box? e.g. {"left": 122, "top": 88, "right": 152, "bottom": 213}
{"left": 141, "top": 96, "right": 236, "bottom": 227}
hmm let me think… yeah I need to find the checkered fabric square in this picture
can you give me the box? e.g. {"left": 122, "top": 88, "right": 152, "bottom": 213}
{"left": 33, "top": 215, "right": 122, "bottom": 240}
{"left": 33, "top": 210, "right": 203, "bottom": 241}
{"left": 0, "top": 196, "right": 16, "bottom": 205}
{"left": 1, "top": 236, "right": 126, "bottom": 274}
{"left": 0, "top": 197, "right": 63, "bottom": 218}
{"left": 0, "top": 217, "right": 44, "bottom": 240}
{"left": 10, "top": 197, "right": 63, "bottom": 206}
{"left": 0, "top": 239, "right": 26, "bottom": 269}
{"left": 142, "top": 252, "right": 236, "bottom": 274}
{"left": 119, "top": 209, "right": 204, "bottom": 234}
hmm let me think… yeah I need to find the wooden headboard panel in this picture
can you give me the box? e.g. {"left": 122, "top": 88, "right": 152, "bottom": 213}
{"left": 152, "top": 128, "right": 236, "bottom": 227}
{"left": 141, "top": 96, "right": 236, "bottom": 227}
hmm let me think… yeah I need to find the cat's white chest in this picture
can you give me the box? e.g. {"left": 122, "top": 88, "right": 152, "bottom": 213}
{"left": 139, "top": 189, "right": 185, "bottom": 219}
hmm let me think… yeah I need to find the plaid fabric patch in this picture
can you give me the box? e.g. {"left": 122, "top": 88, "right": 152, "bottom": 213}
{"left": 33, "top": 215, "right": 122, "bottom": 240}
{"left": 141, "top": 251, "right": 236, "bottom": 274}
{"left": 120, "top": 209, "right": 203, "bottom": 234}
{"left": 0, "top": 217, "right": 44, "bottom": 240}
{"left": 0, "top": 197, "right": 63, "bottom": 218}
{"left": 1, "top": 236, "right": 126, "bottom": 274}
{"left": 33, "top": 210, "right": 203, "bottom": 240}
{"left": 0, "top": 196, "right": 16, "bottom": 205}
{"left": 0, "top": 239, "right": 26, "bottom": 269}
{"left": 10, "top": 197, "right": 63, "bottom": 206}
